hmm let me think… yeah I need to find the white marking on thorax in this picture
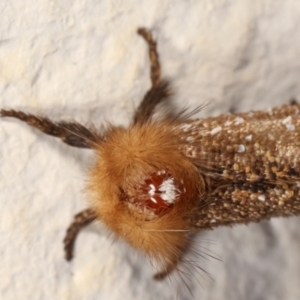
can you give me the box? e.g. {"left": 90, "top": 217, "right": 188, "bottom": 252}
{"left": 159, "top": 178, "right": 177, "bottom": 203}
{"left": 150, "top": 197, "right": 157, "bottom": 203}
{"left": 149, "top": 184, "right": 155, "bottom": 196}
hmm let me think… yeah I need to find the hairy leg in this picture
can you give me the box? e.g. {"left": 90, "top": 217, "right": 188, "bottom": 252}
{"left": 154, "top": 264, "right": 178, "bottom": 280}
{"left": 133, "top": 81, "right": 170, "bottom": 124}
{"left": 63, "top": 208, "right": 97, "bottom": 261}
{"left": 1, "top": 109, "right": 99, "bottom": 148}
{"left": 137, "top": 28, "right": 161, "bottom": 87}
{"left": 290, "top": 98, "right": 298, "bottom": 105}
{"left": 133, "top": 28, "right": 171, "bottom": 124}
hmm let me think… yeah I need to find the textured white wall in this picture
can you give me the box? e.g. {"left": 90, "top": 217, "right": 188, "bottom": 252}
{"left": 1, "top": 1, "right": 300, "bottom": 299}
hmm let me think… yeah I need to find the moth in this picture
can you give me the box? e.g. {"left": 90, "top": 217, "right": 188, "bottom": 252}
{"left": 2, "top": 28, "right": 300, "bottom": 280}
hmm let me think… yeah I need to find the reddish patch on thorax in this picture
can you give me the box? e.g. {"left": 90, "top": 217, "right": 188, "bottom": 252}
{"left": 126, "top": 170, "right": 186, "bottom": 216}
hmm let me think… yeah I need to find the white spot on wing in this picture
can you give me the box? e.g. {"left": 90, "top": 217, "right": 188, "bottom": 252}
{"left": 282, "top": 116, "right": 295, "bottom": 131}
{"left": 234, "top": 117, "right": 244, "bottom": 125}
{"left": 186, "top": 136, "right": 195, "bottom": 142}
{"left": 282, "top": 116, "right": 292, "bottom": 124}
{"left": 210, "top": 126, "right": 222, "bottom": 135}
{"left": 286, "top": 123, "right": 295, "bottom": 131}
{"left": 237, "top": 144, "right": 245, "bottom": 153}
{"left": 179, "top": 123, "right": 192, "bottom": 132}
{"left": 268, "top": 133, "right": 275, "bottom": 140}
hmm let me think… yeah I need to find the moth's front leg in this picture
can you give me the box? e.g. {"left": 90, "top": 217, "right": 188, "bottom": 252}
{"left": 63, "top": 208, "right": 97, "bottom": 261}
{"left": 137, "top": 28, "right": 161, "bottom": 87}
{"left": 154, "top": 263, "right": 178, "bottom": 281}
{"left": 133, "top": 28, "right": 171, "bottom": 124}
{"left": 0, "top": 109, "right": 99, "bottom": 148}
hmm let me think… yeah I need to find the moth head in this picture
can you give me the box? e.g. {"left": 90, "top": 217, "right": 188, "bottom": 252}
{"left": 87, "top": 122, "right": 201, "bottom": 265}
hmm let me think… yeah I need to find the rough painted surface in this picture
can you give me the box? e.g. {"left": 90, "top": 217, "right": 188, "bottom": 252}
{"left": 1, "top": 1, "right": 300, "bottom": 299}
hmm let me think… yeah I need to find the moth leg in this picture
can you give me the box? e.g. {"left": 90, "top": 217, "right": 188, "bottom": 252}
{"left": 137, "top": 28, "right": 161, "bottom": 87}
{"left": 63, "top": 208, "right": 97, "bottom": 261}
{"left": 1, "top": 109, "right": 99, "bottom": 148}
{"left": 290, "top": 98, "right": 298, "bottom": 105}
{"left": 133, "top": 28, "right": 171, "bottom": 124}
{"left": 154, "top": 237, "right": 194, "bottom": 280}
{"left": 154, "top": 263, "right": 178, "bottom": 280}
{"left": 133, "top": 81, "right": 170, "bottom": 124}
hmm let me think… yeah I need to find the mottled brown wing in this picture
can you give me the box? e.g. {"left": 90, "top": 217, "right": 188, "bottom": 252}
{"left": 176, "top": 104, "right": 300, "bottom": 229}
